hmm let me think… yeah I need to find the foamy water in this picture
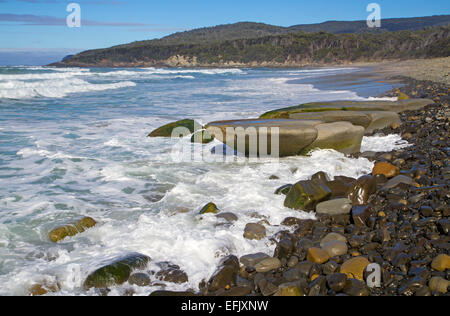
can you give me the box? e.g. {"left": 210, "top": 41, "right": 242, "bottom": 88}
{"left": 0, "top": 66, "right": 401, "bottom": 295}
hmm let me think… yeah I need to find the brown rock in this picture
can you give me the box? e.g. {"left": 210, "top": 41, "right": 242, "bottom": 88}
{"left": 243, "top": 223, "right": 266, "bottom": 240}
{"left": 346, "top": 175, "right": 377, "bottom": 205}
{"left": 48, "top": 217, "right": 97, "bottom": 243}
{"left": 340, "top": 257, "right": 370, "bottom": 282}
{"left": 307, "top": 247, "right": 330, "bottom": 264}
{"left": 429, "top": 277, "right": 449, "bottom": 294}
{"left": 431, "top": 254, "right": 450, "bottom": 272}
{"left": 372, "top": 162, "right": 400, "bottom": 179}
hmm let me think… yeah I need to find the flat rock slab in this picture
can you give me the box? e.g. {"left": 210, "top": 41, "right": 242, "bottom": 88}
{"left": 301, "top": 122, "right": 365, "bottom": 155}
{"left": 287, "top": 111, "right": 372, "bottom": 128}
{"left": 206, "top": 118, "right": 365, "bottom": 157}
{"left": 260, "top": 99, "right": 435, "bottom": 118}
{"left": 206, "top": 119, "right": 320, "bottom": 157}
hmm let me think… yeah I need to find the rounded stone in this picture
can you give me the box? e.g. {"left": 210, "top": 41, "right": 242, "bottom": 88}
{"left": 316, "top": 198, "right": 352, "bottom": 215}
{"left": 254, "top": 258, "right": 281, "bottom": 273}
{"left": 320, "top": 232, "right": 347, "bottom": 247}
{"left": 431, "top": 254, "right": 450, "bottom": 272}
{"left": 321, "top": 240, "right": 348, "bottom": 258}
{"left": 429, "top": 277, "right": 449, "bottom": 294}
{"left": 340, "top": 257, "right": 370, "bottom": 282}
{"left": 307, "top": 247, "right": 330, "bottom": 264}
{"left": 216, "top": 212, "right": 238, "bottom": 222}
{"left": 243, "top": 223, "right": 266, "bottom": 240}
{"left": 372, "top": 162, "right": 400, "bottom": 179}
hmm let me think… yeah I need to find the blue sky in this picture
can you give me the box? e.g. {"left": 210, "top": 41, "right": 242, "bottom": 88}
{"left": 0, "top": 0, "right": 449, "bottom": 52}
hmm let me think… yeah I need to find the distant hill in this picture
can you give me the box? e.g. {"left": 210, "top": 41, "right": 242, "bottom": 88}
{"left": 52, "top": 15, "right": 450, "bottom": 68}
{"left": 290, "top": 15, "right": 450, "bottom": 34}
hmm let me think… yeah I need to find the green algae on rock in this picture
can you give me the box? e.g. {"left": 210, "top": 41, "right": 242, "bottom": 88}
{"left": 284, "top": 180, "right": 332, "bottom": 211}
{"left": 259, "top": 99, "right": 435, "bottom": 119}
{"left": 199, "top": 202, "right": 219, "bottom": 214}
{"left": 148, "top": 119, "right": 202, "bottom": 137}
{"left": 191, "top": 129, "right": 215, "bottom": 144}
{"left": 84, "top": 253, "right": 151, "bottom": 289}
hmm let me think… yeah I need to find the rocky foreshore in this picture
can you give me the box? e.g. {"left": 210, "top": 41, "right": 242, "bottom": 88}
{"left": 151, "top": 77, "right": 449, "bottom": 297}
{"left": 32, "top": 76, "right": 448, "bottom": 297}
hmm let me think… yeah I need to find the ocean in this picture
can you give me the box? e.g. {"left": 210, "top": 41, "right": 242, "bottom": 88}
{"left": 0, "top": 66, "right": 409, "bottom": 295}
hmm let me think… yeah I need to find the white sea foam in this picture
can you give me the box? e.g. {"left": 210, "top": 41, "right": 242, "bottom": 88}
{"left": 0, "top": 66, "right": 410, "bottom": 295}
{"left": 361, "top": 134, "right": 411, "bottom": 152}
{"left": 0, "top": 78, "right": 136, "bottom": 99}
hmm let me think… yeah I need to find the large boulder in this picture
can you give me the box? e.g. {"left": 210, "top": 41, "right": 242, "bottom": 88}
{"left": 148, "top": 119, "right": 202, "bottom": 137}
{"left": 48, "top": 217, "right": 97, "bottom": 243}
{"left": 84, "top": 253, "right": 151, "bottom": 289}
{"left": 300, "top": 122, "right": 365, "bottom": 155}
{"left": 284, "top": 180, "right": 332, "bottom": 211}
{"left": 206, "top": 119, "right": 320, "bottom": 158}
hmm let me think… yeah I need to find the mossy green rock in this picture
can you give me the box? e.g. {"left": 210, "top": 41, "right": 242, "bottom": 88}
{"left": 84, "top": 253, "right": 151, "bottom": 289}
{"left": 199, "top": 202, "right": 219, "bottom": 214}
{"left": 148, "top": 119, "right": 202, "bottom": 137}
{"left": 284, "top": 180, "right": 332, "bottom": 211}
{"left": 275, "top": 184, "right": 293, "bottom": 196}
{"left": 49, "top": 217, "right": 97, "bottom": 243}
{"left": 191, "top": 129, "right": 215, "bottom": 144}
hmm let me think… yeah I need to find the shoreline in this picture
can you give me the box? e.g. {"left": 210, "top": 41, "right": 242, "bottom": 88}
{"left": 174, "top": 66, "right": 449, "bottom": 297}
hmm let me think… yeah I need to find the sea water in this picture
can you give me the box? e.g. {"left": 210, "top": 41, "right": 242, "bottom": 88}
{"left": 0, "top": 66, "right": 408, "bottom": 295}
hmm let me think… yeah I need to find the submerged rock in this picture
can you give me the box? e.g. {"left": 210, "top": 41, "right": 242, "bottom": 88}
{"left": 29, "top": 282, "right": 60, "bottom": 296}
{"left": 243, "top": 223, "right": 266, "bottom": 240}
{"left": 128, "top": 273, "right": 151, "bottom": 287}
{"left": 48, "top": 217, "right": 97, "bottom": 243}
{"left": 216, "top": 212, "right": 238, "bottom": 222}
{"left": 199, "top": 202, "right": 219, "bottom": 215}
{"left": 275, "top": 184, "right": 293, "bottom": 196}
{"left": 84, "top": 253, "right": 151, "bottom": 289}
{"left": 148, "top": 119, "right": 202, "bottom": 137}
{"left": 155, "top": 262, "right": 188, "bottom": 284}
